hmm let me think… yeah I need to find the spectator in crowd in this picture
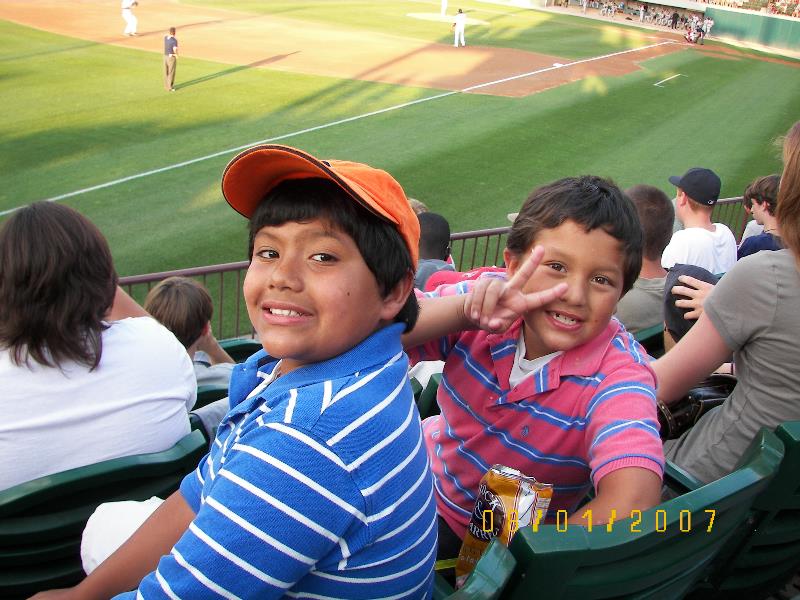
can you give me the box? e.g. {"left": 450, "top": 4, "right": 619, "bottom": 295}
{"left": 661, "top": 167, "right": 737, "bottom": 274}
{"left": 415, "top": 212, "right": 455, "bottom": 290}
{"left": 0, "top": 202, "right": 195, "bottom": 492}
{"left": 404, "top": 176, "right": 663, "bottom": 562}
{"left": 740, "top": 201, "right": 765, "bottom": 244}
{"left": 653, "top": 120, "right": 800, "bottom": 485}
{"left": 664, "top": 175, "right": 784, "bottom": 345}
{"left": 615, "top": 184, "right": 674, "bottom": 335}
{"left": 34, "top": 145, "right": 437, "bottom": 599}
{"left": 408, "top": 197, "right": 429, "bottom": 215}
{"left": 662, "top": 264, "right": 719, "bottom": 344}
{"left": 144, "top": 276, "right": 236, "bottom": 387}
{"left": 738, "top": 174, "right": 783, "bottom": 259}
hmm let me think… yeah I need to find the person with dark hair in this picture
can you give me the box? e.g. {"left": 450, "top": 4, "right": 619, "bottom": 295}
{"left": 738, "top": 174, "right": 782, "bottom": 259}
{"left": 415, "top": 212, "right": 455, "bottom": 290}
{"left": 661, "top": 167, "right": 737, "bottom": 274}
{"left": 163, "top": 27, "right": 178, "bottom": 92}
{"left": 615, "top": 184, "right": 674, "bottom": 334}
{"left": 144, "top": 276, "right": 235, "bottom": 387}
{"left": 403, "top": 175, "right": 663, "bottom": 563}
{"left": 653, "top": 120, "right": 800, "bottom": 485}
{"left": 0, "top": 202, "right": 195, "bottom": 492}
{"left": 35, "top": 146, "right": 437, "bottom": 600}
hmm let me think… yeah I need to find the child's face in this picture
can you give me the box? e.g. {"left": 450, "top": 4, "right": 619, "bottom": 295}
{"left": 504, "top": 219, "right": 625, "bottom": 360}
{"left": 244, "top": 218, "right": 398, "bottom": 374}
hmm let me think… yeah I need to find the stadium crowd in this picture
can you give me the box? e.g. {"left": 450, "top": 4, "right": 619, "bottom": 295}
{"left": 3, "top": 119, "right": 798, "bottom": 598}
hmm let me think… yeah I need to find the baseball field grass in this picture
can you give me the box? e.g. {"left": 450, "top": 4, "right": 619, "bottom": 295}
{"left": 2, "top": 0, "right": 799, "bottom": 278}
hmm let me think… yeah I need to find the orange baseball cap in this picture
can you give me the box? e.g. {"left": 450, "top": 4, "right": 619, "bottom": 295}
{"left": 221, "top": 144, "right": 420, "bottom": 266}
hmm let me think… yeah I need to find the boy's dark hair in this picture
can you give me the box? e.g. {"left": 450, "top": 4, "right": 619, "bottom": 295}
{"left": 417, "top": 212, "right": 451, "bottom": 261}
{"left": 249, "top": 178, "right": 418, "bottom": 331}
{"left": 743, "top": 174, "right": 780, "bottom": 215}
{"left": 145, "top": 276, "right": 212, "bottom": 349}
{"left": 0, "top": 202, "right": 118, "bottom": 369}
{"left": 507, "top": 176, "right": 643, "bottom": 294}
{"left": 625, "top": 184, "right": 674, "bottom": 262}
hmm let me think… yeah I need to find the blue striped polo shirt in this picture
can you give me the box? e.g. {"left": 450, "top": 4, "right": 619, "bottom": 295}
{"left": 121, "top": 324, "right": 437, "bottom": 599}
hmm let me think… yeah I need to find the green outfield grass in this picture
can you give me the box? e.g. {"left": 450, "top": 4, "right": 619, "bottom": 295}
{"left": 2, "top": 1, "right": 799, "bottom": 278}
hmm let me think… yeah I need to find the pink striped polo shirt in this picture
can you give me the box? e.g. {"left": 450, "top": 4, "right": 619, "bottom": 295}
{"left": 407, "top": 295, "right": 663, "bottom": 538}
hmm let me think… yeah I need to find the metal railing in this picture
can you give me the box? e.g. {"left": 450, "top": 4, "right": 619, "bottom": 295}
{"left": 119, "top": 196, "right": 747, "bottom": 339}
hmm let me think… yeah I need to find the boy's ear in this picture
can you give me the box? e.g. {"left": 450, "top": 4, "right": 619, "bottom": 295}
{"left": 504, "top": 248, "right": 519, "bottom": 276}
{"left": 379, "top": 270, "right": 415, "bottom": 322}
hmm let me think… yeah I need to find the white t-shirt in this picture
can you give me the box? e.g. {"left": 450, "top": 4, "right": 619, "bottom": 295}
{"left": 0, "top": 317, "right": 196, "bottom": 491}
{"left": 661, "top": 224, "right": 737, "bottom": 274}
{"left": 509, "top": 332, "right": 562, "bottom": 389}
{"left": 454, "top": 12, "right": 466, "bottom": 28}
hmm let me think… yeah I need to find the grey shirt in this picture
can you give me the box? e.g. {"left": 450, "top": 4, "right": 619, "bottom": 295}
{"left": 615, "top": 276, "right": 666, "bottom": 335}
{"left": 664, "top": 249, "right": 800, "bottom": 483}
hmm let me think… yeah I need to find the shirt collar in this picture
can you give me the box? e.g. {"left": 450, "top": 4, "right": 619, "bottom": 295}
{"left": 487, "top": 318, "right": 622, "bottom": 401}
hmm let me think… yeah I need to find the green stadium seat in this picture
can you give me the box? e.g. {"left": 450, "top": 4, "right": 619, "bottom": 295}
{"left": 219, "top": 338, "right": 262, "bottom": 363}
{"left": 685, "top": 422, "right": 800, "bottom": 599}
{"left": 432, "top": 539, "right": 517, "bottom": 600}
{"left": 502, "top": 428, "right": 783, "bottom": 599}
{"left": 410, "top": 377, "right": 423, "bottom": 402}
{"left": 418, "top": 373, "right": 442, "bottom": 420}
{"left": 0, "top": 430, "right": 207, "bottom": 599}
{"left": 633, "top": 323, "right": 665, "bottom": 359}
{"left": 195, "top": 383, "right": 228, "bottom": 409}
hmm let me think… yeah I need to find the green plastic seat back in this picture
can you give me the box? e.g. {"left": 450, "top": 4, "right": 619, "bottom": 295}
{"left": 432, "top": 539, "right": 517, "bottom": 600}
{"left": 195, "top": 384, "right": 229, "bottom": 409}
{"left": 633, "top": 323, "right": 665, "bottom": 359}
{"left": 0, "top": 430, "right": 207, "bottom": 599}
{"left": 709, "top": 421, "right": 800, "bottom": 598}
{"left": 418, "top": 373, "right": 442, "bottom": 420}
{"left": 410, "top": 377, "right": 423, "bottom": 402}
{"left": 504, "top": 428, "right": 783, "bottom": 600}
{"left": 219, "top": 338, "right": 262, "bottom": 363}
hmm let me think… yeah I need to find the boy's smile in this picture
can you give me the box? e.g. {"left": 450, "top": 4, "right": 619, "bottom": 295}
{"left": 505, "top": 220, "right": 625, "bottom": 360}
{"left": 244, "top": 219, "right": 397, "bottom": 374}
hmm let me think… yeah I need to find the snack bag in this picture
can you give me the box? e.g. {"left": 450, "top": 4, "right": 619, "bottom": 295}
{"left": 454, "top": 465, "right": 552, "bottom": 587}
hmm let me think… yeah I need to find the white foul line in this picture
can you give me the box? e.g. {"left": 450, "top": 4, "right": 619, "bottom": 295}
{"left": 654, "top": 73, "right": 683, "bottom": 87}
{"left": 3, "top": 40, "right": 675, "bottom": 216}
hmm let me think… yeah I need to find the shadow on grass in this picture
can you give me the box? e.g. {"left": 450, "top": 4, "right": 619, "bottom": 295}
{"left": 175, "top": 52, "right": 300, "bottom": 90}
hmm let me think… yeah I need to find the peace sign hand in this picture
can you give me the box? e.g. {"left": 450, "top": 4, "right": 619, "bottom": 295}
{"left": 463, "top": 246, "right": 568, "bottom": 334}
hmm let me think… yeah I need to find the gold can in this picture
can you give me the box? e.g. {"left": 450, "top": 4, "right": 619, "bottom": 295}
{"left": 455, "top": 465, "right": 553, "bottom": 587}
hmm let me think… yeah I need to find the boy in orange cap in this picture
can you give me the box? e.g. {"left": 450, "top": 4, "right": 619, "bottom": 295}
{"left": 34, "top": 145, "right": 438, "bottom": 599}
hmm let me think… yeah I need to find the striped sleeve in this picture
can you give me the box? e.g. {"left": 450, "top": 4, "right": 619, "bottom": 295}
{"left": 406, "top": 282, "right": 471, "bottom": 366}
{"left": 585, "top": 359, "right": 664, "bottom": 486}
{"left": 133, "top": 425, "right": 365, "bottom": 599}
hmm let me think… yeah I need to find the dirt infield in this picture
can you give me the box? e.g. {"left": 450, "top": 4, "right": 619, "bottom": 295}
{"left": 0, "top": 0, "right": 691, "bottom": 97}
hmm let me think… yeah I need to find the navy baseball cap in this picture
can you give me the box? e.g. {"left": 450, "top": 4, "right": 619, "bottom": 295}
{"left": 668, "top": 168, "right": 721, "bottom": 206}
{"left": 664, "top": 264, "right": 720, "bottom": 342}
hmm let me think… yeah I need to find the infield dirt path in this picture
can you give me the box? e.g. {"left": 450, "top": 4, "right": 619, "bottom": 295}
{"left": 1, "top": 0, "right": 690, "bottom": 97}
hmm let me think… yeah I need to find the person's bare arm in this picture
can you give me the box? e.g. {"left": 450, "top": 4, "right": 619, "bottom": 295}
{"left": 671, "top": 275, "right": 715, "bottom": 320}
{"left": 195, "top": 324, "right": 235, "bottom": 364}
{"left": 568, "top": 467, "right": 662, "bottom": 525}
{"left": 652, "top": 313, "right": 732, "bottom": 407}
{"left": 29, "top": 491, "right": 194, "bottom": 600}
{"left": 105, "top": 286, "right": 149, "bottom": 321}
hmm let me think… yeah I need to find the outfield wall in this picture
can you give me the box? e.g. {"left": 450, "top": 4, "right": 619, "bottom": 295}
{"left": 706, "top": 7, "right": 800, "bottom": 52}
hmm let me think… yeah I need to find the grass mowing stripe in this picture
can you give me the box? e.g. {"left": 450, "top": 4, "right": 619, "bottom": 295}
{"left": 3, "top": 40, "right": 674, "bottom": 216}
